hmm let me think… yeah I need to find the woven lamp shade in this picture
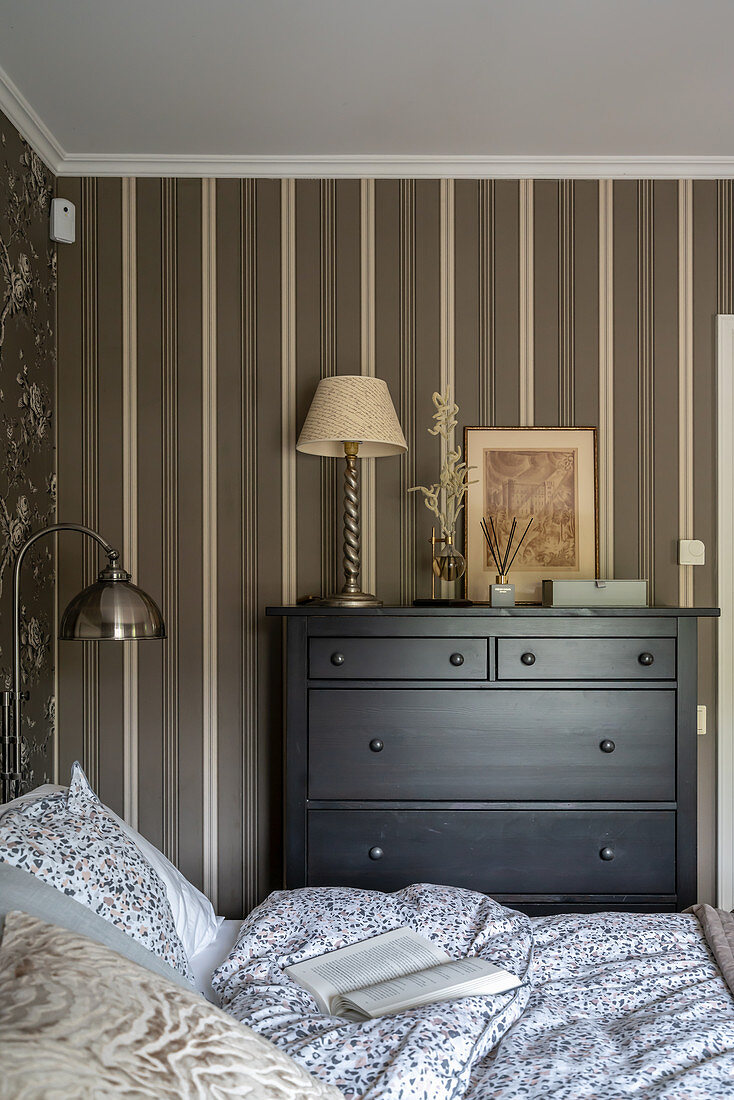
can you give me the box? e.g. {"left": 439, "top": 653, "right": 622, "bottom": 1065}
{"left": 296, "top": 376, "right": 407, "bottom": 458}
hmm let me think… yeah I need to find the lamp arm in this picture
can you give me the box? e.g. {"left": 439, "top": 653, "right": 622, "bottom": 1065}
{"left": 9, "top": 524, "right": 120, "bottom": 797}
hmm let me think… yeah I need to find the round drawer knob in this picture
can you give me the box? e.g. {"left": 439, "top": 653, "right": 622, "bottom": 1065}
{"left": 521, "top": 652, "right": 536, "bottom": 666}
{"left": 449, "top": 652, "right": 464, "bottom": 667}
{"left": 600, "top": 739, "right": 616, "bottom": 754}
{"left": 368, "top": 846, "right": 384, "bottom": 861}
{"left": 638, "top": 652, "right": 654, "bottom": 667}
{"left": 330, "top": 652, "right": 345, "bottom": 666}
{"left": 369, "top": 738, "right": 384, "bottom": 753}
{"left": 599, "top": 847, "right": 615, "bottom": 861}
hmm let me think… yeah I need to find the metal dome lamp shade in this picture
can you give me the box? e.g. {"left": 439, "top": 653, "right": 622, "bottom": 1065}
{"left": 59, "top": 561, "right": 165, "bottom": 640}
{"left": 1, "top": 523, "right": 165, "bottom": 802}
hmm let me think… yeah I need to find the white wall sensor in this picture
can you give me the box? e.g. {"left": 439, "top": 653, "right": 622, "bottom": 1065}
{"left": 50, "top": 198, "right": 75, "bottom": 244}
{"left": 678, "top": 538, "right": 706, "bottom": 566}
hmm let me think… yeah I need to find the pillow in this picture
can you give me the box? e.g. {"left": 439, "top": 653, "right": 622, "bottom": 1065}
{"left": 0, "top": 862, "right": 192, "bottom": 992}
{"left": 0, "top": 784, "right": 65, "bottom": 820}
{"left": 0, "top": 763, "right": 193, "bottom": 982}
{"left": 0, "top": 911, "right": 342, "bottom": 1100}
{"left": 106, "top": 806, "right": 222, "bottom": 960}
{"left": 7, "top": 777, "right": 222, "bottom": 961}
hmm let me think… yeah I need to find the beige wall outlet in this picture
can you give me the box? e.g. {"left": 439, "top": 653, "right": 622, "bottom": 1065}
{"left": 697, "top": 704, "right": 707, "bottom": 736}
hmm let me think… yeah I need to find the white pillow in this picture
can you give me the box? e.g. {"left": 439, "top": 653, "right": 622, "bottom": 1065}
{"left": 7, "top": 777, "right": 222, "bottom": 962}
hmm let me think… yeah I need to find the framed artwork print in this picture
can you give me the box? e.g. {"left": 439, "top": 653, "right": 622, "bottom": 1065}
{"left": 463, "top": 427, "right": 598, "bottom": 604}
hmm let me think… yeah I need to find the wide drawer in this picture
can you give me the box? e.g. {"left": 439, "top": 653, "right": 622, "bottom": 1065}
{"left": 308, "top": 689, "right": 676, "bottom": 801}
{"left": 307, "top": 809, "right": 675, "bottom": 894}
{"left": 308, "top": 636, "right": 488, "bottom": 680}
{"left": 497, "top": 637, "right": 676, "bottom": 680}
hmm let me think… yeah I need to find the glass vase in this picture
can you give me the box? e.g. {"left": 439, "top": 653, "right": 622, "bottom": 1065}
{"left": 432, "top": 534, "right": 466, "bottom": 583}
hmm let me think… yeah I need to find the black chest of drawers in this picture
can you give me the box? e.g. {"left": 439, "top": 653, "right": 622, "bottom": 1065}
{"left": 268, "top": 607, "right": 717, "bottom": 915}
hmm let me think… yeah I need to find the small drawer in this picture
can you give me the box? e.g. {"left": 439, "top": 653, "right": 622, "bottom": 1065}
{"left": 497, "top": 637, "right": 676, "bottom": 680}
{"left": 308, "top": 689, "right": 676, "bottom": 801}
{"left": 308, "top": 637, "right": 488, "bottom": 680}
{"left": 307, "top": 809, "right": 676, "bottom": 895}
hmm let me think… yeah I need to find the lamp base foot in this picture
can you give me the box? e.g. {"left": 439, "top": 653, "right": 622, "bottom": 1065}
{"left": 317, "top": 591, "right": 383, "bottom": 608}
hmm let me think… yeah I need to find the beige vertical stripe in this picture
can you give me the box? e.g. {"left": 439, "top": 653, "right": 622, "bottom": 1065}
{"left": 718, "top": 181, "right": 734, "bottom": 313}
{"left": 478, "top": 181, "right": 495, "bottom": 425}
{"left": 81, "top": 178, "right": 99, "bottom": 789}
{"left": 558, "top": 181, "right": 575, "bottom": 426}
{"left": 121, "top": 178, "right": 138, "bottom": 828}
{"left": 440, "top": 180, "right": 455, "bottom": 595}
{"left": 161, "top": 179, "right": 179, "bottom": 863}
{"left": 439, "top": 181, "right": 455, "bottom": 426}
{"left": 399, "top": 181, "right": 416, "bottom": 604}
{"left": 598, "top": 180, "right": 614, "bottom": 578}
{"left": 519, "top": 180, "right": 534, "bottom": 426}
{"left": 281, "top": 181, "right": 297, "bottom": 604}
{"left": 678, "top": 180, "right": 694, "bottom": 608}
{"left": 201, "top": 179, "right": 218, "bottom": 908}
{"left": 241, "top": 180, "right": 259, "bottom": 910}
{"left": 320, "top": 182, "right": 338, "bottom": 596}
{"left": 360, "top": 179, "right": 377, "bottom": 597}
{"left": 638, "top": 181, "right": 655, "bottom": 598}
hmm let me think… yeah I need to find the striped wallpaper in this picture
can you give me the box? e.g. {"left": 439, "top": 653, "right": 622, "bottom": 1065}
{"left": 56, "top": 178, "right": 727, "bottom": 913}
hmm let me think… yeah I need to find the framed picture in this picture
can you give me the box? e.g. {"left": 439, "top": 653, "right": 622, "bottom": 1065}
{"left": 463, "top": 427, "right": 598, "bottom": 605}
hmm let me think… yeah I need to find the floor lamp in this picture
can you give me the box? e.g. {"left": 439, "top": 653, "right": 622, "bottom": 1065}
{"left": 0, "top": 523, "right": 165, "bottom": 803}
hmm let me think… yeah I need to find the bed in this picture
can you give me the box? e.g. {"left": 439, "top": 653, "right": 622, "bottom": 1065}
{"left": 1, "top": 773, "right": 734, "bottom": 1099}
{"left": 211, "top": 883, "right": 734, "bottom": 1099}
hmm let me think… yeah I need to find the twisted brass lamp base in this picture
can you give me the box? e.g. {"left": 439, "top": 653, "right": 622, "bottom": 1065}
{"left": 318, "top": 441, "right": 382, "bottom": 608}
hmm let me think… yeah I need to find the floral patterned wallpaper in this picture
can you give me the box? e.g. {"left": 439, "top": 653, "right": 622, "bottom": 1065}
{"left": 0, "top": 112, "right": 56, "bottom": 790}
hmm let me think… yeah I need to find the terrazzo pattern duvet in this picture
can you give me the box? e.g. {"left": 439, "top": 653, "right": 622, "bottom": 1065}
{"left": 214, "top": 885, "right": 734, "bottom": 1100}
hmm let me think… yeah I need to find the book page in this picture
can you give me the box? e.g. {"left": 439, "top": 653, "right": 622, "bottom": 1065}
{"left": 286, "top": 927, "right": 450, "bottom": 1014}
{"left": 339, "top": 957, "right": 520, "bottom": 1019}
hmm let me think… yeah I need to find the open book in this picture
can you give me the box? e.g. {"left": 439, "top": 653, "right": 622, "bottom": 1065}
{"left": 286, "top": 927, "right": 521, "bottom": 1020}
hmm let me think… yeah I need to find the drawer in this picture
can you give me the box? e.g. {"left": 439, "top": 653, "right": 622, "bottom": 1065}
{"left": 308, "top": 689, "right": 676, "bottom": 801}
{"left": 497, "top": 637, "right": 676, "bottom": 680}
{"left": 307, "top": 809, "right": 676, "bottom": 894}
{"left": 308, "top": 636, "right": 488, "bottom": 680}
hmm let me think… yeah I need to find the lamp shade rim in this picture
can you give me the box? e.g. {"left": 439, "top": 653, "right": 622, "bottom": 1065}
{"left": 296, "top": 438, "right": 407, "bottom": 458}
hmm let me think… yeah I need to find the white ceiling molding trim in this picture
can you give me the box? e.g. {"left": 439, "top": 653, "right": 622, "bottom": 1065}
{"left": 47, "top": 153, "right": 734, "bottom": 181}
{"left": 5, "top": 62, "right": 734, "bottom": 180}
{"left": 0, "top": 62, "right": 63, "bottom": 174}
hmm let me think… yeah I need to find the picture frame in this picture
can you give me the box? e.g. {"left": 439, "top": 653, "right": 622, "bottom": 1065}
{"left": 463, "top": 426, "right": 599, "bottom": 605}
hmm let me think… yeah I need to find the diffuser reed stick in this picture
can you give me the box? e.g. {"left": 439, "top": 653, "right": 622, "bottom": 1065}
{"left": 480, "top": 518, "right": 502, "bottom": 574}
{"left": 505, "top": 518, "right": 534, "bottom": 574}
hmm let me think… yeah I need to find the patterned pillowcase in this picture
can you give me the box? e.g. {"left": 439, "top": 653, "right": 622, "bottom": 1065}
{"left": 0, "top": 762, "right": 193, "bottom": 983}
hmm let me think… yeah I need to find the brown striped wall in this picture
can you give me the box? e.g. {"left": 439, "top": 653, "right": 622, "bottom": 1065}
{"left": 56, "top": 178, "right": 727, "bottom": 913}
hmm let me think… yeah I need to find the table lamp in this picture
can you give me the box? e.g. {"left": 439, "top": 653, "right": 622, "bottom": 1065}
{"left": 296, "top": 375, "right": 407, "bottom": 607}
{"left": 0, "top": 522, "right": 165, "bottom": 803}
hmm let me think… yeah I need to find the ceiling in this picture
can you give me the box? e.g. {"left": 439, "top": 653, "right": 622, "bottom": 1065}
{"left": 2, "top": 0, "right": 734, "bottom": 177}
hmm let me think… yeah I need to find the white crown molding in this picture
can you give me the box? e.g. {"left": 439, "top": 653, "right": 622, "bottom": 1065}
{"left": 50, "top": 152, "right": 734, "bottom": 180}
{"left": 0, "top": 62, "right": 64, "bottom": 174}
{"left": 5, "top": 63, "right": 734, "bottom": 179}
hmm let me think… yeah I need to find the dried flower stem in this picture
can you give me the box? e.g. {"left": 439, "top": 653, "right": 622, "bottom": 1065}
{"left": 408, "top": 390, "right": 475, "bottom": 537}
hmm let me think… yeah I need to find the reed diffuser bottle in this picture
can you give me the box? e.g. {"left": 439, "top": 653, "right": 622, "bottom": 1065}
{"left": 481, "top": 516, "right": 533, "bottom": 607}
